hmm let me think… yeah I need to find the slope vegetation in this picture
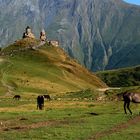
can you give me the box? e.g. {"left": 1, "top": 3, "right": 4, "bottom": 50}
{"left": 96, "top": 66, "right": 140, "bottom": 87}
{"left": 0, "top": 38, "right": 106, "bottom": 97}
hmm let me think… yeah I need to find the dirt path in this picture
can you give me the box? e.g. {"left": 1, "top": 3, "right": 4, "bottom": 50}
{"left": 0, "top": 119, "right": 79, "bottom": 132}
{"left": 96, "top": 87, "right": 121, "bottom": 92}
{"left": 88, "top": 115, "right": 140, "bottom": 140}
{"left": 0, "top": 120, "right": 61, "bottom": 131}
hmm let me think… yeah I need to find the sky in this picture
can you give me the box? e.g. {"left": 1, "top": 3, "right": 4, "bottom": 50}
{"left": 123, "top": 0, "right": 140, "bottom": 5}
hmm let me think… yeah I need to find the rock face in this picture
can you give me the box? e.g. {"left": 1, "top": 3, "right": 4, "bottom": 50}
{"left": 23, "top": 26, "right": 35, "bottom": 39}
{"left": 0, "top": 0, "right": 140, "bottom": 71}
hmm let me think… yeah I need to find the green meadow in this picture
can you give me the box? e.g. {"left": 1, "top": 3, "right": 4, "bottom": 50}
{"left": 0, "top": 98, "right": 140, "bottom": 140}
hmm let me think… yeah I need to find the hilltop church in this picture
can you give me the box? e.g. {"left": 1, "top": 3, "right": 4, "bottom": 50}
{"left": 22, "top": 26, "right": 59, "bottom": 47}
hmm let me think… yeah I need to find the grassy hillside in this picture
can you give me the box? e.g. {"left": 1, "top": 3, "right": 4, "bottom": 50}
{"left": 96, "top": 66, "right": 140, "bottom": 87}
{"left": 1, "top": 39, "right": 140, "bottom": 140}
{"left": 0, "top": 38, "right": 106, "bottom": 98}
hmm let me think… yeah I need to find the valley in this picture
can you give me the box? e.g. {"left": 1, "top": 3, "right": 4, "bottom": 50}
{"left": 0, "top": 0, "right": 140, "bottom": 137}
{"left": 0, "top": 38, "right": 140, "bottom": 140}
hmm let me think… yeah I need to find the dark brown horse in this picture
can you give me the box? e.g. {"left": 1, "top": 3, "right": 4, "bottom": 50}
{"left": 13, "top": 95, "right": 21, "bottom": 100}
{"left": 37, "top": 95, "right": 44, "bottom": 110}
{"left": 123, "top": 92, "right": 140, "bottom": 114}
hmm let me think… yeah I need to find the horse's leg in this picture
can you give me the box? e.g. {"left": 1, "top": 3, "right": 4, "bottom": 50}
{"left": 124, "top": 101, "right": 127, "bottom": 114}
{"left": 41, "top": 104, "right": 44, "bottom": 110}
{"left": 127, "top": 101, "right": 132, "bottom": 115}
{"left": 39, "top": 104, "right": 42, "bottom": 110}
{"left": 37, "top": 104, "right": 39, "bottom": 110}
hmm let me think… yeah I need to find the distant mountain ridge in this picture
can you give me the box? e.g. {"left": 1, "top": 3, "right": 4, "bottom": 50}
{"left": 0, "top": 0, "right": 140, "bottom": 71}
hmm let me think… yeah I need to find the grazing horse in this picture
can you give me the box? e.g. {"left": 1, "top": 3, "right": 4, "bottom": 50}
{"left": 37, "top": 95, "right": 44, "bottom": 110}
{"left": 123, "top": 92, "right": 140, "bottom": 114}
{"left": 43, "top": 95, "right": 51, "bottom": 100}
{"left": 13, "top": 95, "right": 21, "bottom": 100}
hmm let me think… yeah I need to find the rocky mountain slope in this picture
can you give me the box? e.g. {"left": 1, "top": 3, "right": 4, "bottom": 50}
{"left": 0, "top": 0, "right": 140, "bottom": 71}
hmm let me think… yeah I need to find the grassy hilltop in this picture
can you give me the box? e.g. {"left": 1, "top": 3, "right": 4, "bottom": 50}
{"left": 0, "top": 38, "right": 106, "bottom": 98}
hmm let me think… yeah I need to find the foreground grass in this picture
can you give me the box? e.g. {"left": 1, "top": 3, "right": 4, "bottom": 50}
{"left": 0, "top": 98, "right": 140, "bottom": 140}
{"left": 100, "top": 120, "right": 140, "bottom": 140}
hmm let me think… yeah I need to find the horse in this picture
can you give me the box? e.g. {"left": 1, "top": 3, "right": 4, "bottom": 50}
{"left": 37, "top": 95, "right": 44, "bottom": 110}
{"left": 123, "top": 92, "right": 140, "bottom": 114}
{"left": 13, "top": 95, "right": 21, "bottom": 100}
{"left": 43, "top": 95, "right": 51, "bottom": 100}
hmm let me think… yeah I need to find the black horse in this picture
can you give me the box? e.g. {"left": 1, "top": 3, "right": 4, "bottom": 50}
{"left": 13, "top": 95, "right": 21, "bottom": 100}
{"left": 123, "top": 92, "right": 140, "bottom": 114}
{"left": 37, "top": 95, "right": 44, "bottom": 110}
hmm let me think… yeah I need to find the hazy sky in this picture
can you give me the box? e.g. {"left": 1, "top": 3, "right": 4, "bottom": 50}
{"left": 123, "top": 0, "right": 140, "bottom": 5}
